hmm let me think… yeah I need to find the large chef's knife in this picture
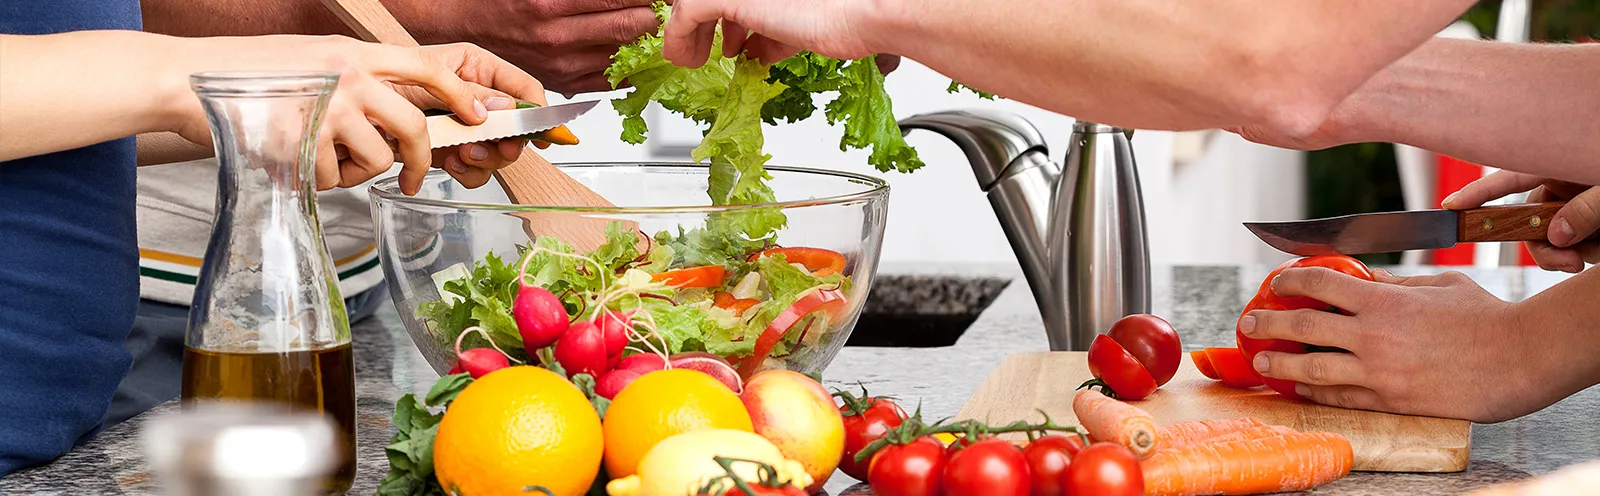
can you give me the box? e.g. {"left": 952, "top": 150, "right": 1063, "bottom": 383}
{"left": 1244, "top": 201, "right": 1599, "bottom": 256}
{"left": 426, "top": 100, "right": 598, "bottom": 149}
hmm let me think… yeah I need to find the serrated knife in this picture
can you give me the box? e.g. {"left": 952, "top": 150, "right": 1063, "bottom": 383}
{"left": 426, "top": 100, "right": 598, "bottom": 148}
{"left": 1244, "top": 201, "right": 1599, "bottom": 256}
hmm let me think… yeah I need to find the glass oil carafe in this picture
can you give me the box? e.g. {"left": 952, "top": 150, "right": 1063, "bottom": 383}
{"left": 180, "top": 72, "right": 356, "bottom": 494}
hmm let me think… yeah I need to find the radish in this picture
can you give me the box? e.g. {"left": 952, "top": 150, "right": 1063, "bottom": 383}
{"left": 553, "top": 321, "right": 609, "bottom": 378}
{"left": 669, "top": 352, "right": 743, "bottom": 394}
{"left": 617, "top": 353, "right": 668, "bottom": 374}
{"left": 596, "top": 369, "right": 644, "bottom": 399}
{"left": 456, "top": 348, "right": 510, "bottom": 379}
{"left": 596, "top": 310, "right": 633, "bottom": 357}
{"left": 449, "top": 326, "right": 515, "bottom": 379}
{"left": 513, "top": 256, "right": 570, "bottom": 353}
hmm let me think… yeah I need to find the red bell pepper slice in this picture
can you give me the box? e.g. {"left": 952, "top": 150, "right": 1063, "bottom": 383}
{"left": 736, "top": 288, "right": 847, "bottom": 377}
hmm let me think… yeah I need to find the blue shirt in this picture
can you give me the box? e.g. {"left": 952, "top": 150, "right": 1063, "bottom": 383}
{"left": 0, "top": 0, "right": 142, "bottom": 475}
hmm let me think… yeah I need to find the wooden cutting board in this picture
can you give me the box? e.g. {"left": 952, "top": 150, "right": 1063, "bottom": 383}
{"left": 956, "top": 352, "right": 1471, "bottom": 473}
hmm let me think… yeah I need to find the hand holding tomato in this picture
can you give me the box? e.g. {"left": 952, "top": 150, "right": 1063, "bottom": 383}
{"left": 1240, "top": 265, "right": 1584, "bottom": 423}
{"left": 1235, "top": 255, "right": 1374, "bottom": 398}
{"left": 1085, "top": 314, "right": 1182, "bottom": 400}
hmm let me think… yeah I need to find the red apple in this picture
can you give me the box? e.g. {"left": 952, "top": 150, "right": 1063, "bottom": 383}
{"left": 740, "top": 370, "right": 844, "bottom": 492}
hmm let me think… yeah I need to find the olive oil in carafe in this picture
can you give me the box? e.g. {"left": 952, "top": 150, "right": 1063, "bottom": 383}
{"left": 181, "top": 344, "right": 356, "bottom": 494}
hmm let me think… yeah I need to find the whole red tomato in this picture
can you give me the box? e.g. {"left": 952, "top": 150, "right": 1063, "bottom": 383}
{"left": 1107, "top": 314, "right": 1182, "bottom": 385}
{"left": 1086, "top": 334, "right": 1159, "bottom": 400}
{"left": 941, "top": 438, "right": 1031, "bottom": 496}
{"left": 838, "top": 394, "right": 908, "bottom": 481}
{"left": 868, "top": 436, "right": 946, "bottom": 496}
{"left": 1022, "top": 435, "right": 1085, "bottom": 496}
{"left": 1062, "top": 442, "right": 1143, "bottom": 496}
{"left": 1236, "top": 255, "right": 1373, "bottom": 398}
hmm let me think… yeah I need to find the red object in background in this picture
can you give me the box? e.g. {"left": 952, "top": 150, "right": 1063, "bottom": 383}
{"left": 1432, "top": 155, "right": 1535, "bottom": 266}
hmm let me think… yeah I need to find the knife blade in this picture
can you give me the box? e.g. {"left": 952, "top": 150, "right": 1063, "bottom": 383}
{"left": 426, "top": 100, "right": 598, "bottom": 149}
{"left": 1243, "top": 201, "right": 1594, "bottom": 256}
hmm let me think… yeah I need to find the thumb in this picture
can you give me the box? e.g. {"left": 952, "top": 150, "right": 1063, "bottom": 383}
{"left": 1442, "top": 170, "right": 1544, "bottom": 210}
{"left": 1550, "top": 187, "right": 1600, "bottom": 247}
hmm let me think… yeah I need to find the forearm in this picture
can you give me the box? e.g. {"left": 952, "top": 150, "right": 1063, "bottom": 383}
{"left": 1514, "top": 267, "right": 1600, "bottom": 398}
{"left": 1333, "top": 38, "right": 1600, "bottom": 186}
{"left": 141, "top": 0, "right": 350, "bottom": 37}
{"left": 869, "top": 0, "right": 1472, "bottom": 133}
{"left": 0, "top": 32, "right": 190, "bottom": 162}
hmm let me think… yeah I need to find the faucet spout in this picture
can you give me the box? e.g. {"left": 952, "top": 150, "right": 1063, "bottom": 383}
{"left": 897, "top": 110, "right": 1050, "bottom": 190}
{"left": 899, "top": 110, "right": 1065, "bottom": 337}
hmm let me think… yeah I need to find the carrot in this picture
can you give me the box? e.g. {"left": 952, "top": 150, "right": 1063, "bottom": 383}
{"left": 532, "top": 125, "right": 580, "bottom": 146}
{"left": 1158, "top": 417, "right": 1266, "bottom": 451}
{"left": 1073, "top": 389, "right": 1159, "bottom": 458}
{"left": 513, "top": 100, "right": 581, "bottom": 146}
{"left": 1140, "top": 431, "right": 1353, "bottom": 496}
{"left": 652, "top": 265, "right": 726, "bottom": 288}
{"left": 1200, "top": 425, "right": 1298, "bottom": 444}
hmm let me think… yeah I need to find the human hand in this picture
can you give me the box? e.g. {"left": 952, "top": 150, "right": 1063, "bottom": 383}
{"left": 1239, "top": 267, "right": 1579, "bottom": 423}
{"left": 1442, "top": 170, "right": 1600, "bottom": 273}
{"left": 661, "top": 0, "right": 887, "bottom": 68}
{"left": 166, "top": 36, "right": 548, "bottom": 195}
{"left": 391, "top": 0, "right": 659, "bottom": 94}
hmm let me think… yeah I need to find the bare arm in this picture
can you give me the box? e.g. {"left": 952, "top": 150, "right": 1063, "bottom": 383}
{"left": 1321, "top": 38, "right": 1600, "bottom": 186}
{"left": 141, "top": 0, "right": 659, "bottom": 94}
{"left": 139, "top": 0, "right": 352, "bottom": 38}
{"left": 0, "top": 32, "right": 188, "bottom": 162}
{"left": 663, "top": 0, "right": 1475, "bottom": 134}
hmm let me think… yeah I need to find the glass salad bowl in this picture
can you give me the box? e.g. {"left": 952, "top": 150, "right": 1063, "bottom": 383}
{"left": 369, "top": 163, "right": 890, "bottom": 381}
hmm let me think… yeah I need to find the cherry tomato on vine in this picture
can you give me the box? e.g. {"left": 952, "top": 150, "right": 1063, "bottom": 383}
{"left": 1063, "top": 442, "right": 1143, "bottom": 496}
{"left": 1086, "top": 334, "right": 1159, "bottom": 400}
{"left": 867, "top": 436, "right": 946, "bottom": 496}
{"left": 1107, "top": 314, "right": 1182, "bottom": 385}
{"left": 1022, "top": 435, "right": 1085, "bottom": 496}
{"left": 837, "top": 392, "right": 908, "bottom": 481}
{"left": 1236, "top": 255, "right": 1373, "bottom": 398}
{"left": 941, "top": 438, "right": 1031, "bottom": 496}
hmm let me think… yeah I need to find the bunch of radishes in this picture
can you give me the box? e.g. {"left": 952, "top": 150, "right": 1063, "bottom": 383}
{"left": 446, "top": 251, "right": 743, "bottom": 400}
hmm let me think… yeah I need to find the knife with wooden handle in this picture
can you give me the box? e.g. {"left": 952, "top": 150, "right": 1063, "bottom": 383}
{"left": 1244, "top": 201, "right": 1600, "bottom": 256}
{"left": 319, "top": 0, "right": 630, "bottom": 252}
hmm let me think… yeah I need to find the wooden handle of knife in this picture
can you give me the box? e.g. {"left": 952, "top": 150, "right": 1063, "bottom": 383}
{"left": 1458, "top": 202, "right": 1573, "bottom": 243}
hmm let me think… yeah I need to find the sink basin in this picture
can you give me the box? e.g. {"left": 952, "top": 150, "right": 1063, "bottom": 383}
{"left": 845, "top": 275, "right": 1010, "bottom": 348}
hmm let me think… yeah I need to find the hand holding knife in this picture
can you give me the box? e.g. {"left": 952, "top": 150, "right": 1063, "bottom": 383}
{"left": 1245, "top": 201, "right": 1600, "bottom": 256}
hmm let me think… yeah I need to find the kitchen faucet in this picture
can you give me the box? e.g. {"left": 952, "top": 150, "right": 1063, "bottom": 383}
{"left": 899, "top": 111, "right": 1150, "bottom": 351}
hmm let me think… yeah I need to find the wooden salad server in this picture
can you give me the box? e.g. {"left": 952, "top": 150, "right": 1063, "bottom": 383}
{"left": 321, "top": 0, "right": 630, "bottom": 252}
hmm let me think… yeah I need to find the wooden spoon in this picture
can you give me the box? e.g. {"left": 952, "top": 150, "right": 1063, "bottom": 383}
{"left": 320, "top": 0, "right": 627, "bottom": 251}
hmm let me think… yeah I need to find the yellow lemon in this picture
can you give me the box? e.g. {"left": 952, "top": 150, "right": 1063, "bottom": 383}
{"left": 605, "top": 429, "right": 811, "bottom": 496}
{"left": 602, "top": 369, "right": 754, "bottom": 479}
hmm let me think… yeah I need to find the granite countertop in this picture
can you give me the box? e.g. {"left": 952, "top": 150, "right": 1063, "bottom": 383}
{"left": 3, "top": 262, "right": 1595, "bottom": 495}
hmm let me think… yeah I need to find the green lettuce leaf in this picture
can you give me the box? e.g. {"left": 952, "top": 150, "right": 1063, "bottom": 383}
{"left": 947, "top": 80, "right": 997, "bottom": 100}
{"left": 826, "top": 56, "right": 924, "bottom": 173}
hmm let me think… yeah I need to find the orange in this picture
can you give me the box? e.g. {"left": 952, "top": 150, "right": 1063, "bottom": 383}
{"left": 602, "top": 368, "right": 754, "bottom": 479}
{"left": 433, "top": 366, "right": 603, "bottom": 496}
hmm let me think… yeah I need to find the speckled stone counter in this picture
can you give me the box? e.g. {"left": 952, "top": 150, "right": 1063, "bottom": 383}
{"left": 3, "top": 262, "right": 1594, "bottom": 495}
